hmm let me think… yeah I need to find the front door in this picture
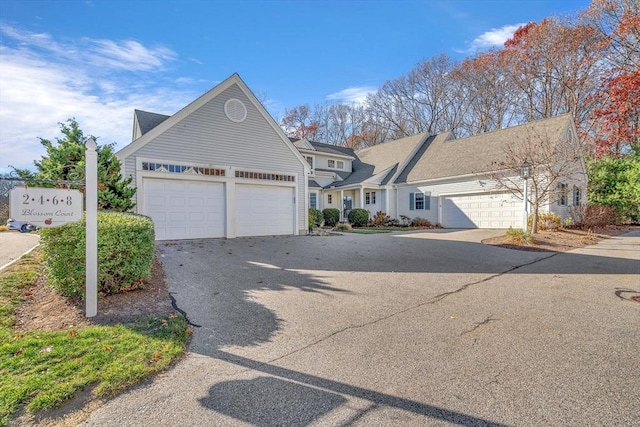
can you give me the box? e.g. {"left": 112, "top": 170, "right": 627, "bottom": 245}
{"left": 343, "top": 195, "right": 353, "bottom": 220}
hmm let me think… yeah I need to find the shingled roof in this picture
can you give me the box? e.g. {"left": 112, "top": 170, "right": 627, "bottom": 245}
{"left": 330, "top": 133, "right": 428, "bottom": 188}
{"left": 396, "top": 114, "right": 573, "bottom": 183}
{"left": 134, "top": 109, "right": 170, "bottom": 137}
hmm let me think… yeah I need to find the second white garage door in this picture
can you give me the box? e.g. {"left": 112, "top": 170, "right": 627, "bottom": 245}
{"left": 442, "top": 192, "right": 523, "bottom": 229}
{"left": 143, "top": 179, "right": 225, "bottom": 240}
{"left": 236, "top": 184, "right": 294, "bottom": 237}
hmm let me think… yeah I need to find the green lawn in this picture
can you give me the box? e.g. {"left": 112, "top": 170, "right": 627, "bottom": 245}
{"left": 0, "top": 251, "right": 190, "bottom": 425}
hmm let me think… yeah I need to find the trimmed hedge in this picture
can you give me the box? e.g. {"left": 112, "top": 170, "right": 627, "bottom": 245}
{"left": 323, "top": 208, "right": 340, "bottom": 227}
{"left": 348, "top": 208, "right": 369, "bottom": 227}
{"left": 309, "top": 208, "right": 323, "bottom": 230}
{"left": 40, "top": 211, "right": 155, "bottom": 297}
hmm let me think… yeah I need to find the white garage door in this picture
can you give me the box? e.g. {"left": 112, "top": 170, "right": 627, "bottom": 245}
{"left": 236, "top": 184, "right": 294, "bottom": 237}
{"left": 143, "top": 179, "right": 225, "bottom": 240}
{"left": 442, "top": 192, "right": 523, "bottom": 229}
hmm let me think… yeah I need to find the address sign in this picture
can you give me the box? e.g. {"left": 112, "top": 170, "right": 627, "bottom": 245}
{"left": 10, "top": 187, "right": 83, "bottom": 227}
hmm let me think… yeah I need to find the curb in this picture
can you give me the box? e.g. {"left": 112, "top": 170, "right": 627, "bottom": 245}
{"left": 0, "top": 243, "right": 40, "bottom": 272}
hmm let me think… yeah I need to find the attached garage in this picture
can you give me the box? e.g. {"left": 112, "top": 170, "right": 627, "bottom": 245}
{"left": 442, "top": 192, "right": 523, "bottom": 229}
{"left": 143, "top": 178, "right": 225, "bottom": 240}
{"left": 116, "top": 74, "right": 309, "bottom": 240}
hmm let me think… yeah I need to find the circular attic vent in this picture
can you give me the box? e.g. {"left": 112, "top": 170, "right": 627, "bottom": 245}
{"left": 224, "top": 98, "right": 247, "bottom": 123}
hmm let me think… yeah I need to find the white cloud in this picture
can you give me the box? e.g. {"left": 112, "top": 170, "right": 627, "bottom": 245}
{"left": 326, "top": 86, "right": 377, "bottom": 104}
{"left": 0, "top": 24, "right": 197, "bottom": 173}
{"left": 86, "top": 39, "right": 177, "bottom": 71}
{"left": 467, "top": 23, "right": 526, "bottom": 52}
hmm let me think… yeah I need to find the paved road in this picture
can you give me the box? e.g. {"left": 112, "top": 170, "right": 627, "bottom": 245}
{"left": 84, "top": 229, "right": 640, "bottom": 426}
{"left": 0, "top": 231, "right": 40, "bottom": 269}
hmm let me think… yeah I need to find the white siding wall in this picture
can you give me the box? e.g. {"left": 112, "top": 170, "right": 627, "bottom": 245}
{"left": 122, "top": 84, "right": 306, "bottom": 233}
{"left": 363, "top": 189, "right": 382, "bottom": 217}
{"left": 396, "top": 186, "right": 439, "bottom": 224}
{"left": 314, "top": 154, "right": 352, "bottom": 173}
{"left": 397, "top": 176, "right": 523, "bottom": 225}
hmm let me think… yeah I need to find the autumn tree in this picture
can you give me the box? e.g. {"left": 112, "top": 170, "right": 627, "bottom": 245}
{"left": 450, "top": 50, "right": 518, "bottom": 136}
{"left": 280, "top": 104, "right": 320, "bottom": 140}
{"left": 584, "top": 0, "right": 640, "bottom": 156}
{"left": 13, "top": 119, "right": 136, "bottom": 211}
{"left": 500, "top": 18, "right": 603, "bottom": 127}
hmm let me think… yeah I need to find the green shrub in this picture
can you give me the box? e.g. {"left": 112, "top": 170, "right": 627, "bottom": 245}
{"left": 308, "top": 208, "right": 323, "bottom": 230}
{"left": 505, "top": 227, "right": 535, "bottom": 244}
{"left": 323, "top": 208, "right": 341, "bottom": 227}
{"left": 40, "top": 211, "right": 155, "bottom": 297}
{"left": 528, "top": 213, "right": 562, "bottom": 231}
{"left": 410, "top": 217, "right": 433, "bottom": 227}
{"left": 348, "top": 208, "right": 369, "bottom": 227}
{"left": 335, "top": 223, "right": 352, "bottom": 231}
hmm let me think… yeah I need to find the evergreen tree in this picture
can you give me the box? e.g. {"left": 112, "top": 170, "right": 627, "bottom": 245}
{"left": 14, "top": 119, "right": 136, "bottom": 211}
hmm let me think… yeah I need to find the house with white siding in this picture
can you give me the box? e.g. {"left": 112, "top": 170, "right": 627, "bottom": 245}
{"left": 116, "top": 73, "right": 309, "bottom": 240}
{"left": 297, "top": 114, "right": 586, "bottom": 229}
{"left": 117, "top": 73, "right": 585, "bottom": 240}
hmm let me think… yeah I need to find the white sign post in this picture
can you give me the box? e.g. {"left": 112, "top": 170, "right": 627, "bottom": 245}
{"left": 85, "top": 138, "right": 98, "bottom": 318}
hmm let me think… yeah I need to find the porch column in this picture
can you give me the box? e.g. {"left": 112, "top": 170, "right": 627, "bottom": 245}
{"left": 340, "top": 189, "right": 344, "bottom": 221}
{"left": 359, "top": 187, "right": 364, "bottom": 208}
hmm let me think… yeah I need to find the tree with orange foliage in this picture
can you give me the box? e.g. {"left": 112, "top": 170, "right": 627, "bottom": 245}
{"left": 280, "top": 104, "right": 320, "bottom": 140}
{"left": 584, "top": 0, "right": 640, "bottom": 156}
{"left": 500, "top": 18, "right": 603, "bottom": 125}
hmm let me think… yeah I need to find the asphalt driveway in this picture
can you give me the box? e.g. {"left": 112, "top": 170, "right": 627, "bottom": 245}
{"left": 85, "top": 229, "right": 640, "bottom": 426}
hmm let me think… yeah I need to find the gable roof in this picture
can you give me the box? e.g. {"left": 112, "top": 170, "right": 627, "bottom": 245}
{"left": 290, "top": 137, "right": 316, "bottom": 151}
{"left": 397, "top": 114, "right": 574, "bottom": 183}
{"left": 291, "top": 139, "right": 356, "bottom": 160}
{"left": 117, "top": 73, "right": 309, "bottom": 171}
{"left": 134, "top": 109, "right": 170, "bottom": 138}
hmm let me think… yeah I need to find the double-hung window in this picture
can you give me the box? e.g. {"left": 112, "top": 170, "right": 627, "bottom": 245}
{"left": 573, "top": 186, "right": 581, "bottom": 206}
{"left": 410, "top": 192, "right": 430, "bottom": 210}
{"left": 327, "top": 159, "right": 335, "bottom": 168}
{"left": 557, "top": 183, "right": 568, "bottom": 206}
{"left": 327, "top": 194, "right": 333, "bottom": 204}
{"left": 365, "top": 191, "right": 376, "bottom": 205}
{"left": 309, "top": 193, "right": 317, "bottom": 209}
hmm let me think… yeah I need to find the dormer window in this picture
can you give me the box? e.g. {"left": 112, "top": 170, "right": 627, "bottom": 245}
{"left": 327, "top": 159, "right": 344, "bottom": 170}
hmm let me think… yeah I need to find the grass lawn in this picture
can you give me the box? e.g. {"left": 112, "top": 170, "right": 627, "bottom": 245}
{"left": 0, "top": 251, "right": 190, "bottom": 425}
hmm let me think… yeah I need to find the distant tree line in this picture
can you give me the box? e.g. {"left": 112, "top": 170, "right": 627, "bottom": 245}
{"left": 280, "top": 0, "right": 639, "bottom": 160}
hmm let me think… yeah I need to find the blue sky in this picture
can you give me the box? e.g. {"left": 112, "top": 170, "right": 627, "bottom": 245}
{"left": 0, "top": 0, "right": 590, "bottom": 172}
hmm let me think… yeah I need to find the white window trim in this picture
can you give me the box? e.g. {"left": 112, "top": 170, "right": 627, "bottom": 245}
{"left": 327, "top": 159, "right": 345, "bottom": 170}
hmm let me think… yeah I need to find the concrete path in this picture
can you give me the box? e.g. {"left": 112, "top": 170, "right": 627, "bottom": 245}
{"left": 84, "top": 230, "right": 640, "bottom": 426}
{"left": 0, "top": 231, "right": 40, "bottom": 270}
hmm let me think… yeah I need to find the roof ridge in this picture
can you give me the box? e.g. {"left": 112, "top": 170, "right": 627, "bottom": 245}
{"left": 452, "top": 113, "right": 572, "bottom": 142}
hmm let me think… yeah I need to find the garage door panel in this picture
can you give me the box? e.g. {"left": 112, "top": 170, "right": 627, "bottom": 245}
{"left": 443, "top": 192, "right": 522, "bottom": 229}
{"left": 236, "top": 185, "right": 294, "bottom": 237}
{"left": 143, "top": 179, "right": 225, "bottom": 240}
